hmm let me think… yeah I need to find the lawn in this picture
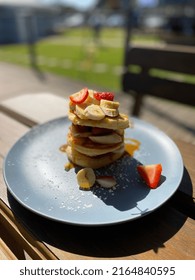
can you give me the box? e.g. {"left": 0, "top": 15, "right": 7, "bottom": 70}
{"left": 1, "top": 27, "right": 194, "bottom": 90}
{"left": 0, "top": 27, "right": 163, "bottom": 91}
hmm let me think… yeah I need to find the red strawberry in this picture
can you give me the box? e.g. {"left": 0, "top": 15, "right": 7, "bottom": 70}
{"left": 93, "top": 92, "right": 114, "bottom": 101}
{"left": 69, "top": 88, "right": 88, "bottom": 104}
{"left": 137, "top": 164, "right": 162, "bottom": 189}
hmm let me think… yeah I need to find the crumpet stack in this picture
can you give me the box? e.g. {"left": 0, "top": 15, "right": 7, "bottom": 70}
{"left": 66, "top": 88, "right": 131, "bottom": 169}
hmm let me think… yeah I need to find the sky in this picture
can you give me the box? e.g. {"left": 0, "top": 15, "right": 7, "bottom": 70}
{"left": 0, "top": 0, "right": 96, "bottom": 10}
{"left": 0, "top": 0, "right": 159, "bottom": 9}
{"left": 42, "top": 0, "right": 159, "bottom": 9}
{"left": 44, "top": 0, "right": 96, "bottom": 10}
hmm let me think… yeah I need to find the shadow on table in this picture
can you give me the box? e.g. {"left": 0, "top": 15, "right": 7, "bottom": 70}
{"left": 8, "top": 167, "right": 193, "bottom": 259}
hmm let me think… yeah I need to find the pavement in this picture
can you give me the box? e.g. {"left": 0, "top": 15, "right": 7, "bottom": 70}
{"left": 0, "top": 62, "right": 195, "bottom": 144}
{"left": 0, "top": 62, "right": 92, "bottom": 101}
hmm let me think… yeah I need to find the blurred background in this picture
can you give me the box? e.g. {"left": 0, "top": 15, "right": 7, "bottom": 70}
{"left": 0, "top": 0, "right": 195, "bottom": 92}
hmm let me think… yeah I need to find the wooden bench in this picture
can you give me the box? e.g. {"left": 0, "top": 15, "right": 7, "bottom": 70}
{"left": 122, "top": 44, "right": 195, "bottom": 116}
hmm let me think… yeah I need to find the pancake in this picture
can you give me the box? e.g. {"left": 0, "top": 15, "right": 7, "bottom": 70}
{"left": 67, "top": 131, "right": 123, "bottom": 157}
{"left": 68, "top": 111, "right": 130, "bottom": 130}
{"left": 65, "top": 88, "right": 131, "bottom": 169}
{"left": 66, "top": 145, "right": 125, "bottom": 169}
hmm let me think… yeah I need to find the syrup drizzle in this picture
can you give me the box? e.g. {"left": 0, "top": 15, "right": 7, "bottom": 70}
{"left": 60, "top": 138, "right": 140, "bottom": 172}
{"left": 59, "top": 144, "right": 67, "bottom": 153}
{"left": 125, "top": 138, "right": 140, "bottom": 156}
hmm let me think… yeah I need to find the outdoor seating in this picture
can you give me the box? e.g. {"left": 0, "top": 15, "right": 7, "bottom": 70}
{"left": 122, "top": 44, "right": 195, "bottom": 116}
{"left": 0, "top": 0, "right": 195, "bottom": 263}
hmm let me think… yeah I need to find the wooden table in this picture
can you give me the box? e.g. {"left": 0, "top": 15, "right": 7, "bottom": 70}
{"left": 0, "top": 93, "right": 194, "bottom": 260}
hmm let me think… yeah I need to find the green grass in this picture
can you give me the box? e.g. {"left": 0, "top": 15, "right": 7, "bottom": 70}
{"left": 0, "top": 28, "right": 128, "bottom": 90}
{"left": 1, "top": 27, "right": 194, "bottom": 91}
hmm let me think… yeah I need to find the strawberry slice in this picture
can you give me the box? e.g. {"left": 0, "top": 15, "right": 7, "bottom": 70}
{"left": 94, "top": 92, "right": 114, "bottom": 101}
{"left": 137, "top": 164, "right": 162, "bottom": 189}
{"left": 69, "top": 88, "right": 89, "bottom": 104}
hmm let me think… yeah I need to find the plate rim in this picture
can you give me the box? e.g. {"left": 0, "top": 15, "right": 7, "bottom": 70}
{"left": 3, "top": 117, "right": 184, "bottom": 226}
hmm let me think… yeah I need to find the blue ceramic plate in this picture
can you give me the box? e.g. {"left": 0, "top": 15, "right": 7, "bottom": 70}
{"left": 3, "top": 117, "right": 183, "bottom": 226}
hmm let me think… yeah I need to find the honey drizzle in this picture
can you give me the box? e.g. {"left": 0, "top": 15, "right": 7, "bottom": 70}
{"left": 64, "top": 161, "right": 75, "bottom": 171}
{"left": 60, "top": 138, "right": 140, "bottom": 172}
{"left": 125, "top": 138, "right": 140, "bottom": 156}
{"left": 59, "top": 144, "right": 67, "bottom": 153}
{"left": 59, "top": 144, "right": 75, "bottom": 171}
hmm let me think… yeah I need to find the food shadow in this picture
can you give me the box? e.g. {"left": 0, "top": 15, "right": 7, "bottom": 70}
{"left": 91, "top": 154, "right": 151, "bottom": 212}
{"left": 7, "top": 167, "right": 191, "bottom": 259}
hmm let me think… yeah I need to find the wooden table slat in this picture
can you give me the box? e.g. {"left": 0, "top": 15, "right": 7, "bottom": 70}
{"left": 0, "top": 199, "right": 58, "bottom": 260}
{"left": 0, "top": 94, "right": 194, "bottom": 260}
{"left": 0, "top": 93, "right": 69, "bottom": 126}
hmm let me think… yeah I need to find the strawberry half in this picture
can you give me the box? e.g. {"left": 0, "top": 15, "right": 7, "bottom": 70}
{"left": 94, "top": 92, "right": 114, "bottom": 101}
{"left": 137, "top": 164, "right": 162, "bottom": 189}
{"left": 69, "top": 88, "right": 89, "bottom": 104}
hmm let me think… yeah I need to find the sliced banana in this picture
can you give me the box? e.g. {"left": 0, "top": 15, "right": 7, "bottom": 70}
{"left": 85, "top": 90, "right": 100, "bottom": 105}
{"left": 115, "top": 128, "right": 124, "bottom": 136}
{"left": 100, "top": 99, "right": 119, "bottom": 109}
{"left": 68, "top": 111, "right": 130, "bottom": 130}
{"left": 101, "top": 107, "right": 119, "bottom": 117}
{"left": 76, "top": 167, "right": 96, "bottom": 190}
{"left": 75, "top": 104, "right": 88, "bottom": 119}
{"left": 84, "top": 104, "right": 105, "bottom": 120}
{"left": 74, "top": 142, "right": 123, "bottom": 156}
{"left": 96, "top": 176, "right": 117, "bottom": 188}
{"left": 69, "top": 101, "right": 76, "bottom": 112}
{"left": 71, "top": 124, "right": 92, "bottom": 138}
{"left": 89, "top": 133, "right": 122, "bottom": 144}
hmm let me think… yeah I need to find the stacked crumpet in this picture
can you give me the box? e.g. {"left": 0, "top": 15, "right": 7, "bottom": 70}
{"left": 66, "top": 88, "right": 131, "bottom": 169}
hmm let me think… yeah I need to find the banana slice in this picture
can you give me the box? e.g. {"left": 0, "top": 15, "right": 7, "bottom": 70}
{"left": 84, "top": 104, "right": 105, "bottom": 120}
{"left": 74, "top": 142, "right": 123, "bottom": 156}
{"left": 101, "top": 107, "right": 119, "bottom": 117}
{"left": 69, "top": 100, "right": 76, "bottom": 112}
{"left": 96, "top": 176, "right": 117, "bottom": 188}
{"left": 89, "top": 133, "right": 122, "bottom": 144}
{"left": 75, "top": 104, "right": 88, "bottom": 119}
{"left": 100, "top": 99, "right": 119, "bottom": 109}
{"left": 68, "top": 111, "right": 130, "bottom": 130}
{"left": 85, "top": 90, "right": 100, "bottom": 105}
{"left": 115, "top": 128, "right": 124, "bottom": 136}
{"left": 71, "top": 124, "right": 92, "bottom": 138}
{"left": 76, "top": 167, "right": 96, "bottom": 189}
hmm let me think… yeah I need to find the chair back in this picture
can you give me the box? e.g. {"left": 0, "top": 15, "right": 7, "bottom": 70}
{"left": 122, "top": 44, "right": 195, "bottom": 115}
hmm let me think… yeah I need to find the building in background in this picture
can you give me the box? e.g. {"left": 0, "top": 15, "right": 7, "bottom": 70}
{"left": 0, "top": 1, "right": 60, "bottom": 44}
